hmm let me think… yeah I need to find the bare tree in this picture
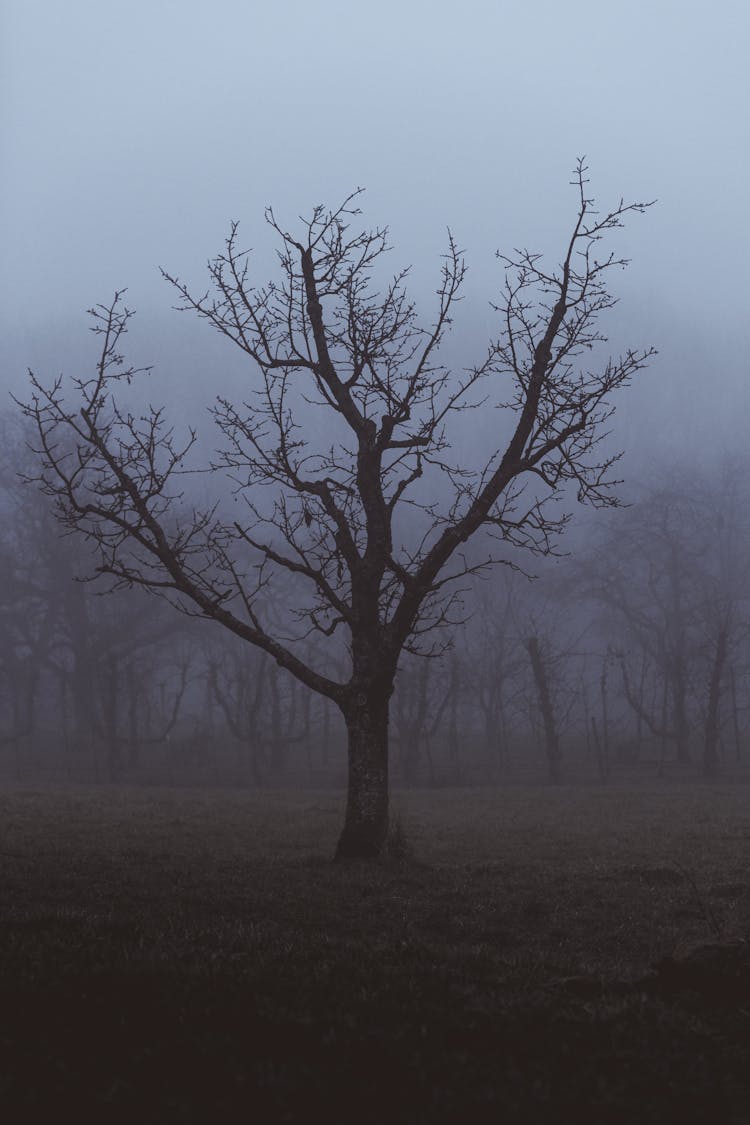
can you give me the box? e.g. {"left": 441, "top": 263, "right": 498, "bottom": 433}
{"left": 588, "top": 465, "right": 750, "bottom": 777}
{"left": 19, "top": 162, "right": 653, "bottom": 857}
{"left": 208, "top": 646, "right": 270, "bottom": 785}
{"left": 526, "top": 635, "right": 563, "bottom": 783}
{"left": 393, "top": 654, "right": 432, "bottom": 786}
{"left": 588, "top": 486, "right": 702, "bottom": 764}
{"left": 472, "top": 574, "right": 523, "bottom": 779}
{"left": 693, "top": 463, "right": 750, "bottom": 778}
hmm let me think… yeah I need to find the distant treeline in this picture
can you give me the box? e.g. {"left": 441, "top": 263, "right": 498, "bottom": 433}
{"left": 1, "top": 419, "right": 749, "bottom": 787}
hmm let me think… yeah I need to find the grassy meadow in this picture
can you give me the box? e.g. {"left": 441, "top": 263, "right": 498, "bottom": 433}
{"left": 2, "top": 781, "right": 750, "bottom": 1122}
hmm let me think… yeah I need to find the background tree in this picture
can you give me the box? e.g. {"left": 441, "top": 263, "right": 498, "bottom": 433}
{"left": 585, "top": 467, "right": 750, "bottom": 776}
{"left": 392, "top": 654, "right": 433, "bottom": 786}
{"left": 470, "top": 573, "right": 526, "bottom": 780}
{"left": 19, "top": 162, "right": 653, "bottom": 857}
{"left": 587, "top": 485, "right": 701, "bottom": 765}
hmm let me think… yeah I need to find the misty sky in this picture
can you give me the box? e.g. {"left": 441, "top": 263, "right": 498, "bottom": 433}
{"left": 2, "top": 0, "right": 748, "bottom": 459}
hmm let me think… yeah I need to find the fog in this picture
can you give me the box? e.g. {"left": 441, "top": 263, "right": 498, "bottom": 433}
{"left": 3, "top": 0, "right": 749, "bottom": 460}
{"left": 2, "top": 0, "right": 748, "bottom": 722}
{"left": 5, "top": 9, "right": 750, "bottom": 1115}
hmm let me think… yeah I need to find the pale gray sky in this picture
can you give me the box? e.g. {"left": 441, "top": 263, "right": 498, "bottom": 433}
{"left": 2, "top": 0, "right": 749, "bottom": 451}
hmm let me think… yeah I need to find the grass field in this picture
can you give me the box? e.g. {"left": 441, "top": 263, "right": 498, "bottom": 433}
{"left": 2, "top": 781, "right": 750, "bottom": 1122}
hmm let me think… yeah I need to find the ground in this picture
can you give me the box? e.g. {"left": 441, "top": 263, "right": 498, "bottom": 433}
{"left": 1, "top": 781, "right": 750, "bottom": 1122}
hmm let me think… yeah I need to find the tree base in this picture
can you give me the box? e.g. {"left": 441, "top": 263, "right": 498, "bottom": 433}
{"left": 334, "top": 824, "right": 387, "bottom": 861}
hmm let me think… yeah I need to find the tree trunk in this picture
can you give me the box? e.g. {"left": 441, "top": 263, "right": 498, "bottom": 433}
{"left": 336, "top": 696, "right": 390, "bottom": 859}
{"left": 320, "top": 697, "right": 331, "bottom": 767}
{"left": 103, "top": 656, "right": 122, "bottom": 782}
{"left": 445, "top": 655, "right": 462, "bottom": 784}
{"left": 672, "top": 658, "right": 691, "bottom": 764}
{"left": 126, "top": 661, "right": 141, "bottom": 771}
{"left": 268, "top": 664, "right": 286, "bottom": 775}
{"left": 598, "top": 655, "right": 610, "bottom": 782}
{"left": 658, "top": 675, "right": 668, "bottom": 777}
{"left": 704, "top": 625, "right": 728, "bottom": 780}
{"left": 635, "top": 655, "right": 647, "bottom": 758}
{"left": 70, "top": 655, "right": 96, "bottom": 761}
{"left": 590, "top": 715, "right": 608, "bottom": 784}
{"left": 730, "top": 664, "right": 741, "bottom": 762}
{"left": 526, "top": 636, "right": 562, "bottom": 784}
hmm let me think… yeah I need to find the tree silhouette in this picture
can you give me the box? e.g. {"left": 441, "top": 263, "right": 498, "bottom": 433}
{"left": 19, "top": 161, "right": 653, "bottom": 857}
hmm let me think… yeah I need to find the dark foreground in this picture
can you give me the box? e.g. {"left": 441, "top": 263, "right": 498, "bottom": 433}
{"left": 2, "top": 783, "right": 750, "bottom": 1123}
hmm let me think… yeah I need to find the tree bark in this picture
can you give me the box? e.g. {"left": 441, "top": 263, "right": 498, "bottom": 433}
{"left": 336, "top": 696, "right": 390, "bottom": 859}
